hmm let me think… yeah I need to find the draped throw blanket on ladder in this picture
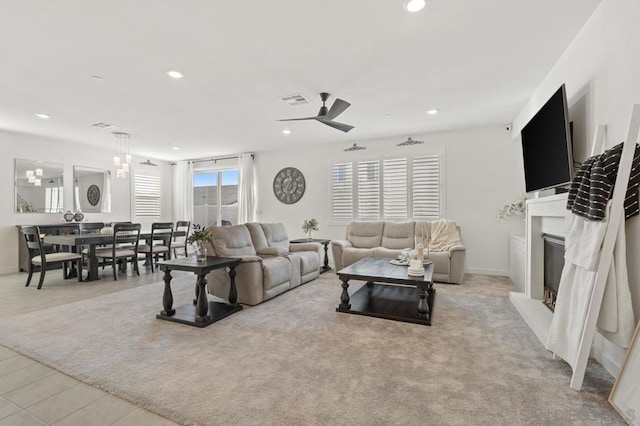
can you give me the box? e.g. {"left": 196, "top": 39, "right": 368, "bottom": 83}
{"left": 547, "top": 105, "right": 640, "bottom": 390}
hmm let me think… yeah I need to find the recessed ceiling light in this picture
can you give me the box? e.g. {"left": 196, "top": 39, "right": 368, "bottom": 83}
{"left": 282, "top": 129, "right": 291, "bottom": 135}
{"left": 35, "top": 113, "right": 50, "bottom": 119}
{"left": 403, "top": 0, "right": 426, "bottom": 12}
{"left": 384, "top": 113, "right": 391, "bottom": 118}
{"left": 427, "top": 109, "right": 439, "bottom": 115}
{"left": 90, "top": 75, "right": 103, "bottom": 81}
{"left": 171, "top": 146, "right": 180, "bottom": 150}
{"left": 167, "top": 70, "right": 183, "bottom": 79}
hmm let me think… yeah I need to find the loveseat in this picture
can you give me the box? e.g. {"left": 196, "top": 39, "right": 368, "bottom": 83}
{"left": 331, "top": 221, "right": 466, "bottom": 284}
{"left": 204, "top": 223, "right": 322, "bottom": 305}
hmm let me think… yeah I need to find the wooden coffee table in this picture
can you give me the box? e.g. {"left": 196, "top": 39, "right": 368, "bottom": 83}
{"left": 157, "top": 257, "right": 242, "bottom": 328}
{"left": 336, "top": 257, "right": 435, "bottom": 326}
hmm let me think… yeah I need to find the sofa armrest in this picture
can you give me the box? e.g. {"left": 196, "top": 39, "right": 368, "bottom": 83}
{"left": 257, "top": 247, "right": 288, "bottom": 257}
{"left": 331, "top": 240, "right": 352, "bottom": 249}
{"left": 235, "top": 255, "right": 263, "bottom": 263}
{"left": 331, "top": 240, "right": 352, "bottom": 271}
{"left": 289, "top": 242, "right": 321, "bottom": 252}
{"left": 448, "top": 244, "right": 466, "bottom": 252}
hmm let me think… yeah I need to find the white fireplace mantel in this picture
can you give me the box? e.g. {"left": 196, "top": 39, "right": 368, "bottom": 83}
{"left": 510, "top": 193, "right": 571, "bottom": 345}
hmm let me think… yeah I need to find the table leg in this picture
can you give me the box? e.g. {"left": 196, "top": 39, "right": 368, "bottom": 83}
{"left": 67, "top": 245, "right": 78, "bottom": 278}
{"left": 322, "top": 242, "right": 330, "bottom": 272}
{"left": 88, "top": 244, "right": 98, "bottom": 281}
{"left": 161, "top": 269, "right": 175, "bottom": 316}
{"left": 417, "top": 282, "right": 429, "bottom": 321}
{"left": 193, "top": 278, "right": 198, "bottom": 305}
{"left": 228, "top": 265, "right": 239, "bottom": 307}
{"left": 195, "top": 273, "right": 210, "bottom": 323}
{"left": 339, "top": 278, "right": 351, "bottom": 309}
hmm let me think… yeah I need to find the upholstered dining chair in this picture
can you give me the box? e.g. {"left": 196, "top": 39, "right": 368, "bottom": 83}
{"left": 94, "top": 223, "right": 141, "bottom": 280}
{"left": 22, "top": 225, "right": 83, "bottom": 289}
{"left": 172, "top": 221, "right": 190, "bottom": 258}
{"left": 138, "top": 222, "right": 174, "bottom": 272}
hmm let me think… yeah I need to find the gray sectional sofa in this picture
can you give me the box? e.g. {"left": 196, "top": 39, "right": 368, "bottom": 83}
{"left": 204, "top": 223, "right": 322, "bottom": 305}
{"left": 331, "top": 221, "right": 466, "bottom": 284}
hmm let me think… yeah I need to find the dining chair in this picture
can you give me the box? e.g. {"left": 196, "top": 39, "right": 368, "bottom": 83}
{"left": 172, "top": 221, "right": 190, "bottom": 258}
{"left": 94, "top": 223, "right": 141, "bottom": 280}
{"left": 138, "top": 222, "right": 174, "bottom": 272}
{"left": 22, "top": 225, "right": 83, "bottom": 289}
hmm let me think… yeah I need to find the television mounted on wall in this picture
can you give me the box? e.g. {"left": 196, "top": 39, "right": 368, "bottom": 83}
{"left": 520, "top": 84, "right": 574, "bottom": 193}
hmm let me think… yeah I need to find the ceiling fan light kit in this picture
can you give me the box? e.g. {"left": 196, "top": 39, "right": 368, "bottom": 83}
{"left": 278, "top": 92, "right": 354, "bottom": 133}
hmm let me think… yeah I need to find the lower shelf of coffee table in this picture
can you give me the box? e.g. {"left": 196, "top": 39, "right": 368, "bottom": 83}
{"left": 157, "top": 301, "right": 242, "bottom": 328}
{"left": 336, "top": 283, "right": 435, "bottom": 326}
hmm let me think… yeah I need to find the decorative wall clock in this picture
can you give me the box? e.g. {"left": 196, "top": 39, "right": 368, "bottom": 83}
{"left": 273, "top": 167, "right": 306, "bottom": 204}
{"left": 87, "top": 184, "right": 101, "bottom": 206}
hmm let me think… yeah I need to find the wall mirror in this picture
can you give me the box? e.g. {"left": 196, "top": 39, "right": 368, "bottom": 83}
{"left": 15, "top": 159, "right": 65, "bottom": 213}
{"left": 73, "top": 166, "right": 112, "bottom": 213}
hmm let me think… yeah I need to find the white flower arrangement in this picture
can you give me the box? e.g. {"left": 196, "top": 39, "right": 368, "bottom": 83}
{"left": 497, "top": 196, "right": 526, "bottom": 219}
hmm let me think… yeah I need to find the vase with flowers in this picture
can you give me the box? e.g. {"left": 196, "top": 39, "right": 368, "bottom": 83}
{"left": 187, "top": 224, "right": 213, "bottom": 262}
{"left": 496, "top": 195, "right": 527, "bottom": 219}
{"left": 302, "top": 218, "right": 319, "bottom": 241}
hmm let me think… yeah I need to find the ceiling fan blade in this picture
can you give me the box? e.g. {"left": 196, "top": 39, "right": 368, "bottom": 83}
{"left": 317, "top": 119, "right": 354, "bottom": 133}
{"left": 277, "top": 116, "right": 318, "bottom": 122}
{"left": 324, "top": 98, "right": 351, "bottom": 121}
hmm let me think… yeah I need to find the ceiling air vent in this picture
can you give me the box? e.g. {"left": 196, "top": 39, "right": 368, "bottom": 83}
{"left": 91, "top": 122, "right": 116, "bottom": 129}
{"left": 280, "top": 93, "right": 311, "bottom": 106}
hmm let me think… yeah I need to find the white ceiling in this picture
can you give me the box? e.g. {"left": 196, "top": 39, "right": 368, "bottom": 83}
{"left": 0, "top": 0, "right": 601, "bottom": 161}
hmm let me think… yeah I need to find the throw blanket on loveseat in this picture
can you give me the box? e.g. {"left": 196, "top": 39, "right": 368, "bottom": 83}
{"left": 429, "top": 219, "right": 462, "bottom": 251}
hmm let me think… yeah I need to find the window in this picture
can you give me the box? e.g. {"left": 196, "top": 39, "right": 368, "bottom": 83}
{"left": 330, "top": 152, "right": 442, "bottom": 222}
{"left": 134, "top": 174, "right": 161, "bottom": 217}
{"left": 193, "top": 169, "right": 239, "bottom": 227}
{"left": 45, "top": 187, "right": 63, "bottom": 213}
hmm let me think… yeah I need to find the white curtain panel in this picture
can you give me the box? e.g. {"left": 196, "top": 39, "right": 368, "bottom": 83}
{"left": 173, "top": 161, "right": 194, "bottom": 223}
{"left": 103, "top": 171, "right": 112, "bottom": 213}
{"left": 238, "top": 153, "right": 256, "bottom": 223}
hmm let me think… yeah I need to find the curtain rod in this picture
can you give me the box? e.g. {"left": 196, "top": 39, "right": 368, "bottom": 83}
{"left": 186, "top": 153, "right": 254, "bottom": 164}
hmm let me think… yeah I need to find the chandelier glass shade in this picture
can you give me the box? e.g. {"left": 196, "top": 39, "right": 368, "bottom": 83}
{"left": 113, "top": 132, "right": 131, "bottom": 179}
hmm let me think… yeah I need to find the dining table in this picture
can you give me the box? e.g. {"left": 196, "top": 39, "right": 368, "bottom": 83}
{"left": 43, "top": 230, "right": 186, "bottom": 282}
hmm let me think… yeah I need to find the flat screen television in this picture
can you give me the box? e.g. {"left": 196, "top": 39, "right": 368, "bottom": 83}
{"left": 521, "top": 84, "right": 574, "bottom": 193}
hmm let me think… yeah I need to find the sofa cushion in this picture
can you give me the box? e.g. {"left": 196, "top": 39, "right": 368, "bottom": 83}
{"left": 429, "top": 251, "right": 450, "bottom": 274}
{"left": 210, "top": 225, "right": 256, "bottom": 256}
{"left": 342, "top": 247, "right": 374, "bottom": 269}
{"left": 347, "top": 222, "right": 383, "bottom": 248}
{"left": 372, "top": 247, "right": 405, "bottom": 259}
{"left": 382, "top": 222, "right": 415, "bottom": 249}
{"left": 261, "top": 256, "right": 291, "bottom": 291}
{"left": 261, "top": 223, "right": 290, "bottom": 251}
{"left": 246, "top": 222, "right": 269, "bottom": 252}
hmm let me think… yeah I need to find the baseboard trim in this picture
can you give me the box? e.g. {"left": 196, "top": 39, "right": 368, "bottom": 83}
{"left": 0, "top": 265, "right": 18, "bottom": 275}
{"left": 466, "top": 268, "right": 508, "bottom": 276}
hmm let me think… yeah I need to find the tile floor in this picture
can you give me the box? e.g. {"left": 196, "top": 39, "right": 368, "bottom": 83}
{"left": 0, "top": 265, "right": 184, "bottom": 426}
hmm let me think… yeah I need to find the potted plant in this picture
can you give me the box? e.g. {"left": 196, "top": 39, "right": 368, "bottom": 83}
{"left": 302, "top": 218, "right": 319, "bottom": 241}
{"left": 186, "top": 224, "right": 213, "bottom": 262}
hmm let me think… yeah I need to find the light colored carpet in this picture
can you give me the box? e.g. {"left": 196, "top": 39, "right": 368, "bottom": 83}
{"left": 0, "top": 273, "right": 624, "bottom": 425}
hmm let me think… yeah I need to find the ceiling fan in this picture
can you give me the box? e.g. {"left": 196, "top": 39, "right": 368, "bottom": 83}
{"left": 278, "top": 92, "right": 354, "bottom": 133}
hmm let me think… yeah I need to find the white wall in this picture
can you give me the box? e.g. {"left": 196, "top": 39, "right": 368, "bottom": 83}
{"left": 512, "top": 0, "right": 640, "bottom": 376}
{"left": 255, "top": 125, "right": 525, "bottom": 275}
{"left": 0, "top": 130, "right": 173, "bottom": 275}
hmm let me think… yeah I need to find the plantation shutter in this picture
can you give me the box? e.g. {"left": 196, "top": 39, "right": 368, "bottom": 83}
{"left": 383, "top": 158, "right": 408, "bottom": 219}
{"left": 412, "top": 155, "right": 441, "bottom": 220}
{"left": 134, "top": 174, "right": 161, "bottom": 217}
{"left": 357, "top": 160, "right": 380, "bottom": 219}
{"left": 331, "top": 163, "right": 353, "bottom": 220}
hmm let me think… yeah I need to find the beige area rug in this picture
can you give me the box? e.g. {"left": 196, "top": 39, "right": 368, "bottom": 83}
{"left": 0, "top": 273, "right": 623, "bottom": 425}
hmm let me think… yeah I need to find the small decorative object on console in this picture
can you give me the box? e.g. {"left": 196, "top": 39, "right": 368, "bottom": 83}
{"left": 73, "top": 211, "right": 84, "bottom": 222}
{"left": 302, "top": 218, "right": 319, "bottom": 241}
{"left": 187, "top": 224, "right": 213, "bottom": 263}
{"left": 496, "top": 195, "right": 526, "bottom": 219}
{"left": 63, "top": 211, "right": 74, "bottom": 222}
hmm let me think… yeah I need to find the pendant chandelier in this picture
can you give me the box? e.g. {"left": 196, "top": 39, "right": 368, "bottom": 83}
{"left": 112, "top": 131, "right": 132, "bottom": 179}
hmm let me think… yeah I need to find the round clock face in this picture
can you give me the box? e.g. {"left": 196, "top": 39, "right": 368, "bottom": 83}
{"left": 273, "top": 167, "right": 305, "bottom": 204}
{"left": 87, "top": 185, "right": 101, "bottom": 206}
